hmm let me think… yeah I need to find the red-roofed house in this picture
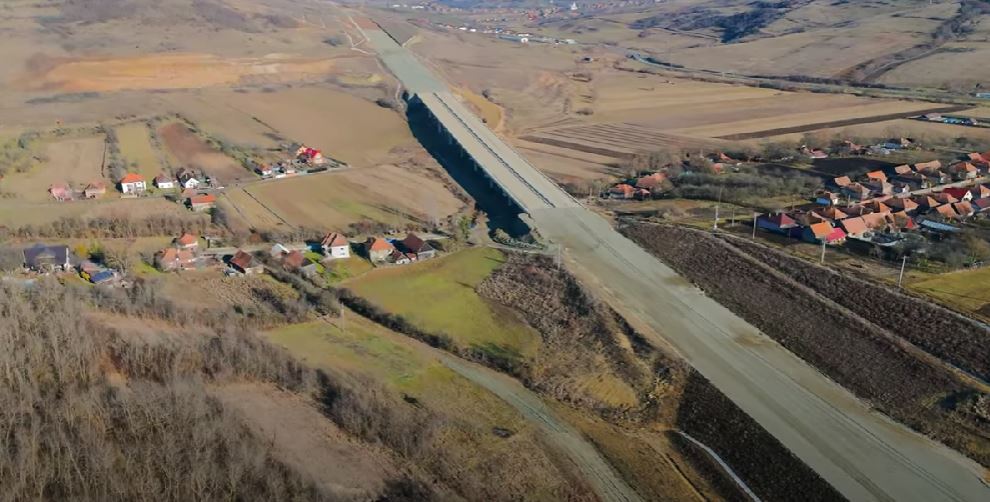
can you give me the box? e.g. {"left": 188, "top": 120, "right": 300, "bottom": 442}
{"left": 889, "top": 212, "right": 916, "bottom": 232}
{"left": 49, "top": 183, "right": 71, "bottom": 202}
{"left": 609, "top": 183, "right": 635, "bottom": 199}
{"left": 119, "top": 173, "right": 146, "bottom": 194}
{"left": 942, "top": 187, "right": 973, "bottom": 202}
{"left": 974, "top": 198, "right": 990, "bottom": 213}
{"left": 174, "top": 233, "right": 198, "bottom": 250}
{"left": 756, "top": 213, "right": 799, "bottom": 235}
{"left": 815, "top": 206, "right": 848, "bottom": 221}
{"left": 893, "top": 164, "right": 913, "bottom": 175}
{"left": 933, "top": 192, "right": 959, "bottom": 205}
{"left": 842, "top": 183, "right": 873, "bottom": 201}
{"left": 187, "top": 194, "right": 216, "bottom": 211}
{"left": 155, "top": 248, "right": 196, "bottom": 272}
{"left": 230, "top": 250, "right": 262, "bottom": 274}
{"left": 282, "top": 250, "right": 306, "bottom": 270}
{"left": 365, "top": 237, "right": 395, "bottom": 263}
{"left": 321, "top": 232, "right": 350, "bottom": 259}
{"left": 804, "top": 221, "right": 846, "bottom": 244}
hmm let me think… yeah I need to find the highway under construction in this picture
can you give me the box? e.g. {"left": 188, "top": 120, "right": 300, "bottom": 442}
{"left": 352, "top": 16, "right": 990, "bottom": 502}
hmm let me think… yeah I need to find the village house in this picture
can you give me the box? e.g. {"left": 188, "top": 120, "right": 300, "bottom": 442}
{"left": 84, "top": 182, "right": 106, "bottom": 199}
{"left": 230, "top": 250, "right": 263, "bottom": 274}
{"left": 177, "top": 168, "right": 200, "bottom": 190}
{"left": 270, "top": 243, "right": 291, "bottom": 258}
{"left": 256, "top": 165, "right": 274, "bottom": 177}
{"left": 390, "top": 249, "right": 416, "bottom": 265}
{"left": 23, "top": 244, "right": 72, "bottom": 272}
{"left": 882, "top": 138, "right": 914, "bottom": 150}
{"left": 971, "top": 184, "right": 990, "bottom": 199}
{"left": 864, "top": 180, "right": 893, "bottom": 196}
{"left": 174, "top": 233, "right": 199, "bottom": 250}
{"left": 154, "top": 174, "right": 175, "bottom": 190}
{"left": 831, "top": 176, "right": 852, "bottom": 189}
{"left": 974, "top": 198, "right": 990, "bottom": 213}
{"left": 282, "top": 250, "right": 306, "bottom": 270}
{"left": 839, "top": 217, "right": 869, "bottom": 238}
{"left": 803, "top": 221, "right": 846, "bottom": 244}
{"left": 155, "top": 248, "right": 196, "bottom": 272}
{"left": 886, "top": 197, "right": 919, "bottom": 213}
{"left": 635, "top": 172, "right": 667, "bottom": 191}
{"left": 399, "top": 233, "right": 437, "bottom": 260}
{"left": 609, "top": 183, "right": 635, "bottom": 199}
{"left": 119, "top": 173, "right": 146, "bottom": 194}
{"left": 953, "top": 201, "right": 976, "bottom": 219}
{"left": 842, "top": 182, "right": 873, "bottom": 201}
{"left": 187, "top": 194, "right": 217, "bottom": 212}
{"left": 815, "top": 206, "right": 848, "bottom": 221}
{"left": 321, "top": 232, "right": 350, "bottom": 260}
{"left": 815, "top": 191, "right": 840, "bottom": 206}
{"left": 948, "top": 162, "right": 980, "bottom": 180}
{"left": 942, "top": 187, "right": 973, "bottom": 202}
{"left": 914, "top": 160, "right": 943, "bottom": 175}
{"left": 296, "top": 146, "right": 325, "bottom": 165}
{"left": 757, "top": 213, "right": 800, "bottom": 235}
{"left": 933, "top": 192, "right": 959, "bottom": 205}
{"left": 893, "top": 165, "right": 913, "bottom": 176}
{"left": 365, "top": 237, "right": 395, "bottom": 263}
{"left": 865, "top": 170, "right": 887, "bottom": 183}
{"left": 49, "top": 183, "right": 71, "bottom": 202}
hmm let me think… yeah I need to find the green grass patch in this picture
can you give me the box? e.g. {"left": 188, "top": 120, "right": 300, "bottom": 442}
{"left": 347, "top": 247, "right": 539, "bottom": 358}
{"left": 326, "top": 256, "right": 374, "bottom": 283}
{"left": 908, "top": 267, "right": 990, "bottom": 314}
{"left": 266, "top": 319, "right": 526, "bottom": 427}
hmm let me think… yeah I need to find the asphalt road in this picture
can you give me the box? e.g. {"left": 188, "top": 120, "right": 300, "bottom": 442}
{"left": 355, "top": 18, "right": 990, "bottom": 502}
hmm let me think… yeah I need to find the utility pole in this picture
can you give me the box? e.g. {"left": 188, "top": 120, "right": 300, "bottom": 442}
{"left": 752, "top": 213, "right": 758, "bottom": 239}
{"left": 713, "top": 186, "right": 722, "bottom": 231}
{"left": 897, "top": 255, "right": 908, "bottom": 287}
{"left": 820, "top": 238, "right": 827, "bottom": 264}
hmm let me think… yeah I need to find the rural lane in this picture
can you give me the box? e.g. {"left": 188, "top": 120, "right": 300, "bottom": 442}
{"left": 352, "top": 14, "right": 990, "bottom": 502}
{"left": 441, "top": 356, "right": 642, "bottom": 502}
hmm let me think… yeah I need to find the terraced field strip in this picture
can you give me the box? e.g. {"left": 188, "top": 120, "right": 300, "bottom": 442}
{"left": 715, "top": 105, "right": 970, "bottom": 140}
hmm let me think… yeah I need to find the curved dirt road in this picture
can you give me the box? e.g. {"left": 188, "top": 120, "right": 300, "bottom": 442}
{"left": 441, "top": 356, "right": 642, "bottom": 502}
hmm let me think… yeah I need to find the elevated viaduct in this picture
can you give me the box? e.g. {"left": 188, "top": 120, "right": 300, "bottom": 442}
{"left": 353, "top": 15, "right": 990, "bottom": 502}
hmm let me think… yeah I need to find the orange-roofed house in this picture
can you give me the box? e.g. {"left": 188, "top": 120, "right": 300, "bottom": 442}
{"left": 914, "top": 160, "right": 942, "bottom": 173}
{"left": 832, "top": 176, "right": 852, "bottom": 188}
{"left": 321, "top": 232, "right": 351, "bottom": 259}
{"left": 174, "top": 233, "right": 199, "bottom": 250}
{"left": 838, "top": 217, "right": 869, "bottom": 238}
{"left": 865, "top": 170, "right": 887, "bottom": 182}
{"left": 933, "top": 192, "right": 958, "bottom": 205}
{"left": 49, "top": 183, "right": 71, "bottom": 201}
{"left": 803, "top": 221, "right": 846, "bottom": 244}
{"left": 815, "top": 206, "right": 848, "bottom": 221}
{"left": 635, "top": 172, "right": 667, "bottom": 190}
{"left": 893, "top": 164, "right": 913, "bottom": 175}
{"left": 155, "top": 248, "right": 196, "bottom": 272}
{"left": 365, "top": 237, "right": 395, "bottom": 263}
{"left": 230, "top": 250, "right": 262, "bottom": 274}
{"left": 187, "top": 194, "right": 216, "bottom": 211}
{"left": 609, "top": 183, "right": 636, "bottom": 199}
{"left": 935, "top": 204, "right": 959, "bottom": 220}
{"left": 119, "top": 173, "right": 146, "bottom": 194}
{"left": 953, "top": 201, "right": 975, "bottom": 218}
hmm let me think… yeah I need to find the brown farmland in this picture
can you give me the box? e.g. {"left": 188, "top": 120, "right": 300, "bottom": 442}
{"left": 622, "top": 223, "right": 990, "bottom": 467}
{"left": 159, "top": 122, "right": 251, "bottom": 183}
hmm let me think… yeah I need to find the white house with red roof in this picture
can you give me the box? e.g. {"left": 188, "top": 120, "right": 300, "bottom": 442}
{"left": 119, "top": 173, "right": 146, "bottom": 194}
{"left": 321, "top": 232, "right": 350, "bottom": 260}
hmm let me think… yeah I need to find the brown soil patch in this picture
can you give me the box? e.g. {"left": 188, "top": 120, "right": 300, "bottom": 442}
{"left": 158, "top": 122, "right": 250, "bottom": 182}
{"left": 19, "top": 53, "right": 337, "bottom": 93}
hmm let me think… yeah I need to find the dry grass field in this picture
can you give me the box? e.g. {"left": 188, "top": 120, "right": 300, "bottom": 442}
{"left": 116, "top": 122, "right": 166, "bottom": 180}
{"left": 159, "top": 122, "right": 252, "bottom": 182}
{"left": 243, "top": 165, "right": 464, "bottom": 231}
{"left": 2, "top": 136, "right": 107, "bottom": 203}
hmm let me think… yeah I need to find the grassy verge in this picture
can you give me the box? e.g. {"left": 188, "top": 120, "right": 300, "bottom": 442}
{"left": 346, "top": 247, "right": 539, "bottom": 359}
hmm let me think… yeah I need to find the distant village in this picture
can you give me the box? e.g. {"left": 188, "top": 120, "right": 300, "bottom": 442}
{"left": 46, "top": 144, "right": 342, "bottom": 213}
{"left": 608, "top": 140, "right": 990, "bottom": 261}
{"left": 17, "top": 228, "right": 442, "bottom": 289}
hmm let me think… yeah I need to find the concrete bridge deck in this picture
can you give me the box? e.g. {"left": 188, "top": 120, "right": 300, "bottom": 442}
{"left": 353, "top": 16, "right": 990, "bottom": 502}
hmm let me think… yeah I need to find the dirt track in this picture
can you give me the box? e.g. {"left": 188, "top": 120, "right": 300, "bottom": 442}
{"left": 441, "top": 356, "right": 643, "bottom": 502}
{"left": 715, "top": 105, "right": 969, "bottom": 140}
